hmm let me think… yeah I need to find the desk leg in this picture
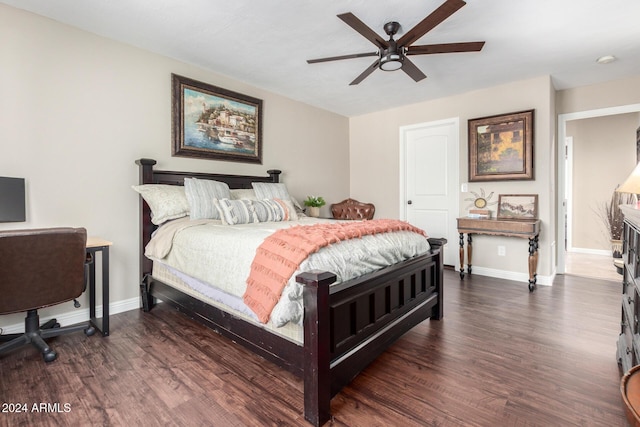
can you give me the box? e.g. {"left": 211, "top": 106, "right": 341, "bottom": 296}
{"left": 528, "top": 235, "right": 539, "bottom": 292}
{"left": 87, "top": 246, "right": 110, "bottom": 336}
{"left": 467, "top": 234, "right": 473, "bottom": 275}
{"left": 101, "top": 247, "right": 110, "bottom": 336}
{"left": 459, "top": 233, "right": 465, "bottom": 279}
{"left": 88, "top": 252, "right": 96, "bottom": 320}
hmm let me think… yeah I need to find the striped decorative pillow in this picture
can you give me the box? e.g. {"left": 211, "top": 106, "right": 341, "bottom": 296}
{"left": 213, "top": 198, "right": 297, "bottom": 225}
{"left": 184, "top": 178, "right": 230, "bottom": 220}
{"left": 213, "top": 199, "right": 258, "bottom": 225}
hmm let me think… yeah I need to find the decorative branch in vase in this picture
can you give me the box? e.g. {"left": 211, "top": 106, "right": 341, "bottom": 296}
{"left": 304, "top": 196, "right": 326, "bottom": 218}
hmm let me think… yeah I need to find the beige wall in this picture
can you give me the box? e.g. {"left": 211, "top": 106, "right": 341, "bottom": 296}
{"left": 568, "top": 113, "right": 640, "bottom": 251}
{"left": 557, "top": 75, "right": 640, "bottom": 115}
{"left": 0, "top": 5, "right": 349, "bottom": 327}
{"left": 350, "top": 76, "right": 556, "bottom": 280}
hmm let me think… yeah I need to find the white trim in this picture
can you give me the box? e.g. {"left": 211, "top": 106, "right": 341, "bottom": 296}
{"left": 565, "top": 136, "right": 574, "bottom": 251}
{"left": 557, "top": 103, "right": 640, "bottom": 274}
{"left": 0, "top": 297, "right": 140, "bottom": 334}
{"left": 468, "top": 267, "right": 554, "bottom": 287}
{"left": 569, "top": 247, "right": 611, "bottom": 257}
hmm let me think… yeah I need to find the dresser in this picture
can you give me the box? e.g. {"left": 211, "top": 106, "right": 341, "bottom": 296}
{"left": 619, "top": 215, "right": 640, "bottom": 372}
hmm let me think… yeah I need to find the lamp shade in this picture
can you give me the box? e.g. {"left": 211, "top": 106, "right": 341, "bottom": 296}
{"left": 617, "top": 162, "right": 640, "bottom": 194}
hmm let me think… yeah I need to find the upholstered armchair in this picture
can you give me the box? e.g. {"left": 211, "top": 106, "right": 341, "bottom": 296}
{"left": 0, "top": 228, "right": 95, "bottom": 362}
{"left": 330, "top": 198, "right": 375, "bottom": 220}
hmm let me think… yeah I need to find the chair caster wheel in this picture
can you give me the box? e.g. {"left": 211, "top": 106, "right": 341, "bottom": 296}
{"left": 85, "top": 326, "right": 96, "bottom": 336}
{"left": 43, "top": 350, "right": 57, "bottom": 363}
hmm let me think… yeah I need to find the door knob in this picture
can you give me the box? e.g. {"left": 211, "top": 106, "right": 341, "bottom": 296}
{"left": 407, "top": 200, "right": 412, "bottom": 205}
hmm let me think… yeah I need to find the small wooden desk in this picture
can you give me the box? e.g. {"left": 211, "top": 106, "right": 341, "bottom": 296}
{"left": 456, "top": 218, "right": 541, "bottom": 291}
{"left": 86, "top": 237, "right": 112, "bottom": 336}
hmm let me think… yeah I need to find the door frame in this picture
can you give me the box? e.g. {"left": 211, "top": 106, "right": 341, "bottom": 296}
{"left": 399, "top": 117, "right": 459, "bottom": 265}
{"left": 557, "top": 103, "right": 640, "bottom": 274}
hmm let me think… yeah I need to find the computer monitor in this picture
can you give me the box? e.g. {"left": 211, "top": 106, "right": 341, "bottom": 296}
{"left": 0, "top": 177, "right": 26, "bottom": 222}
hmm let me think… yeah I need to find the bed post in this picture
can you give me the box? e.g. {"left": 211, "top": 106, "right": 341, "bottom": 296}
{"left": 428, "top": 237, "right": 447, "bottom": 320}
{"left": 297, "top": 270, "right": 337, "bottom": 427}
{"left": 267, "top": 169, "right": 281, "bottom": 183}
{"left": 136, "top": 158, "right": 156, "bottom": 311}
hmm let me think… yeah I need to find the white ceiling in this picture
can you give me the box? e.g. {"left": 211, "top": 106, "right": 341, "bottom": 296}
{"left": 4, "top": 0, "right": 640, "bottom": 117}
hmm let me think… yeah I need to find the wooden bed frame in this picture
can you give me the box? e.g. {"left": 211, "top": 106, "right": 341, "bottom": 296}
{"left": 136, "top": 158, "right": 445, "bottom": 426}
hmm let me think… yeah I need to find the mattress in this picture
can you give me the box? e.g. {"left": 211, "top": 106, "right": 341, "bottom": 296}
{"left": 152, "top": 261, "right": 304, "bottom": 343}
{"left": 146, "top": 216, "right": 431, "bottom": 328}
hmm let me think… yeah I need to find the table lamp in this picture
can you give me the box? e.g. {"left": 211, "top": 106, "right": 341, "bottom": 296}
{"left": 617, "top": 162, "right": 640, "bottom": 208}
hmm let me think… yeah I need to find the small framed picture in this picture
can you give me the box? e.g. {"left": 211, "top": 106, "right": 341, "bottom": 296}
{"left": 497, "top": 194, "right": 538, "bottom": 220}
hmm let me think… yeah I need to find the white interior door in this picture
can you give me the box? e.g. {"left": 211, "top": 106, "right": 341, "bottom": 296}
{"left": 400, "top": 118, "right": 459, "bottom": 266}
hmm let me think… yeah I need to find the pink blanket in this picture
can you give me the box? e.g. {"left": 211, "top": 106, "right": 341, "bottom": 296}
{"left": 243, "top": 219, "right": 427, "bottom": 323}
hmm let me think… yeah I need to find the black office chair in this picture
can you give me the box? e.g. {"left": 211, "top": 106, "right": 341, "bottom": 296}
{"left": 0, "top": 227, "right": 95, "bottom": 362}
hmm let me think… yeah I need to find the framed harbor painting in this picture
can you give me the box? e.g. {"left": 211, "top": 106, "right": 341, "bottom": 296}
{"left": 468, "top": 109, "right": 534, "bottom": 181}
{"left": 172, "top": 74, "right": 263, "bottom": 164}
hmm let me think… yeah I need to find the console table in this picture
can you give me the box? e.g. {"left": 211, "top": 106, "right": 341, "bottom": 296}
{"left": 456, "top": 218, "right": 541, "bottom": 291}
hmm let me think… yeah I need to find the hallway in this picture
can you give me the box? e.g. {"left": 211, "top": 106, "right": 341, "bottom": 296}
{"left": 565, "top": 251, "right": 621, "bottom": 282}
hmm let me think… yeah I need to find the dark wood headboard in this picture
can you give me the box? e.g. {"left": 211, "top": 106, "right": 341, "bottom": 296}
{"left": 135, "top": 158, "right": 281, "bottom": 277}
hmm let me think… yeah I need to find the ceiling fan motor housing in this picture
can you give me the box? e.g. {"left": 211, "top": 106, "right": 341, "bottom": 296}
{"left": 380, "top": 40, "right": 404, "bottom": 71}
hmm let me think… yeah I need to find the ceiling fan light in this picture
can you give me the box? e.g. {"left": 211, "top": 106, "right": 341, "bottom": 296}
{"left": 380, "top": 53, "right": 403, "bottom": 71}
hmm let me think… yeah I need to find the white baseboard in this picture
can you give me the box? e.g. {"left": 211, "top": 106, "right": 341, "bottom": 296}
{"left": 568, "top": 247, "right": 611, "bottom": 257}
{"left": 461, "top": 266, "right": 554, "bottom": 287}
{"left": 0, "top": 297, "right": 140, "bottom": 335}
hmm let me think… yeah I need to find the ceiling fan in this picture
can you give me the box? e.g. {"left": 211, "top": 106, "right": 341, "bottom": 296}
{"left": 307, "top": 0, "right": 485, "bottom": 85}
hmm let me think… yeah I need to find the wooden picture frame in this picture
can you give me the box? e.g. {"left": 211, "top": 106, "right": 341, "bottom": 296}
{"left": 468, "top": 110, "right": 534, "bottom": 181}
{"left": 172, "top": 74, "right": 263, "bottom": 164}
{"left": 497, "top": 194, "right": 538, "bottom": 220}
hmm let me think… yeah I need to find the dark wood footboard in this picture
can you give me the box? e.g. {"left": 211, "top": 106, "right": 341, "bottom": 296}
{"left": 297, "top": 239, "right": 444, "bottom": 426}
{"left": 135, "top": 158, "right": 445, "bottom": 426}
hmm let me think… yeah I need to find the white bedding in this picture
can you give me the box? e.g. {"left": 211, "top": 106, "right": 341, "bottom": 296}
{"left": 146, "top": 216, "right": 430, "bottom": 327}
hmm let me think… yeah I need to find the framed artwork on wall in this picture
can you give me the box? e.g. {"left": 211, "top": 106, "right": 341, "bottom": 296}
{"left": 468, "top": 109, "right": 534, "bottom": 181}
{"left": 497, "top": 194, "right": 538, "bottom": 220}
{"left": 171, "top": 74, "right": 263, "bottom": 164}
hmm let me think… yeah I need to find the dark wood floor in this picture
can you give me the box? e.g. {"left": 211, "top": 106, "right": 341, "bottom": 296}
{"left": 0, "top": 270, "right": 628, "bottom": 426}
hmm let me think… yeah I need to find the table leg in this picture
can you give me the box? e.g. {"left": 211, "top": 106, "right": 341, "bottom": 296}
{"left": 528, "top": 235, "right": 538, "bottom": 292}
{"left": 467, "top": 234, "right": 473, "bottom": 275}
{"left": 459, "top": 233, "right": 465, "bottom": 279}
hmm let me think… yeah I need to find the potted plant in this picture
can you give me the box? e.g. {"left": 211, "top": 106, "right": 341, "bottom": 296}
{"left": 598, "top": 189, "right": 637, "bottom": 258}
{"left": 304, "top": 196, "right": 326, "bottom": 218}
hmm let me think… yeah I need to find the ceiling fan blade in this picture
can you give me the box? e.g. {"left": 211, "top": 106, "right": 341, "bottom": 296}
{"left": 407, "top": 41, "right": 485, "bottom": 55}
{"left": 338, "top": 12, "right": 389, "bottom": 50}
{"left": 350, "top": 60, "right": 380, "bottom": 85}
{"left": 307, "top": 51, "right": 378, "bottom": 64}
{"left": 397, "top": 0, "right": 466, "bottom": 47}
{"left": 401, "top": 57, "right": 427, "bottom": 82}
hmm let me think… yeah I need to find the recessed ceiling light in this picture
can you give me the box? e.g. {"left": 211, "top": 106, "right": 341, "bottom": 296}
{"left": 596, "top": 55, "right": 617, "bottom": 64}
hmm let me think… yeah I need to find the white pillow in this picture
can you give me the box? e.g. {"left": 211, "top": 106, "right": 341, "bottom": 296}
{"left": 230, "top": 188, "right": 257, "bottom": 200}
{"left": 184, "top": 178, "right": 230, "bottom": 220}
{"left": 132, "top": 184, "right": 189, "bottom": 225}
{"left": 252, "top": 182, "right": 292, "bottom": 201}
{"left": 252, "top": 182, "right": 304, "bottom": 214}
